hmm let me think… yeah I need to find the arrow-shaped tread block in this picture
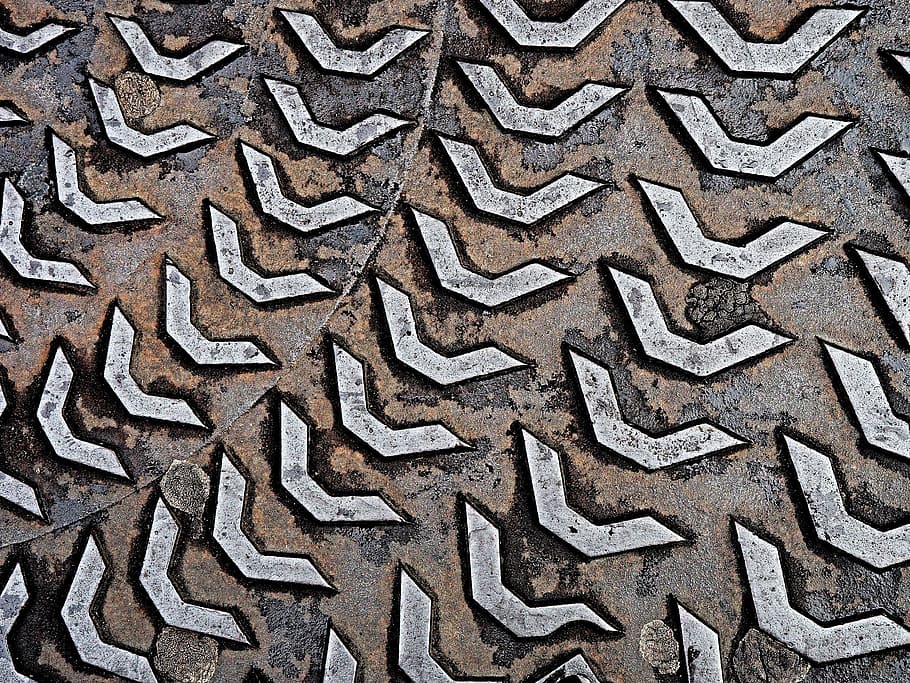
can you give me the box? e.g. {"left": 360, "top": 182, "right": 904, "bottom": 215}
{"left": 784, "top": 433, "right": 910, "bottom": 569}
{"left": 279, "top": 10, "right": 428, "bottom": 77}
{"left": 397, "top": 568, "right": 501, "bottom": 683}
{"left": 522, "top": 428, "right": 684, "bottom": 555}
{"left": 438, "top": 135, "right": 603, "bottom": 225}
{"left": 570, "top": 348, "right": 747, "bottom": 467}
{"left": 735, "top": 522, "right": 910, "bottom": 663}
{"left": 464, "top": 501, "right": 616, "bottom": 637}
{"left": 332, "top": 341, "right": 470, "bottom": 457}
{"left": 478, "top": 0, "right": 628, "bottom": 48}
{"left": 139, "top": 498, "right": 249, "bottom": 643}
{"left": 213, "top": 452, "right": 333, "bottom": 587}
{"left": 637, "top": 178, "right": 827, "bottom": 279}
{"left": 667, "top": 2, "right": 863, "bottom": 76}
{"left": 411, "top": 208, "right": 571, "bottom": 308}
{"left": 456, "top": 61, "right": 626, "bottom": 138}
{"left": 109, "top": 15, "right": 244, "bottom": 82}
{"left": 265, "top": 78, "right": 410, "bottom": 156}
{"left": 608, "top": 267, "right": 793, "bottom": 377}
{"left": 63, "top": 534, "right": 157, "bottom": 682}
{"left": 655, "top": 89, "right": 852, "bottom": 179}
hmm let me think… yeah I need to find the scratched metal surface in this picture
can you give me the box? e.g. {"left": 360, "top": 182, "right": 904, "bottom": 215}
{"left": 0, "top": 0, "right": 908, "bottom": 681}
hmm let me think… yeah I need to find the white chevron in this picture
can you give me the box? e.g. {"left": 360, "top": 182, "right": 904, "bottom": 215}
{"left": 213, "top": 453, "right": 332, "bottom": 587}
{"left": 50, "top": 132, "right": 160, "bottom": 226}
{"left": 332, "top": 341, "right": 470, "bottom": 457}
{"left": 478, "top": 0, "right": 627, "bottom": 48}
{"left": 637, "top": 178, "right": 826, "bottom": 279}
{"left": 265, "top": 78, "right": 409, "bottom": 155}
{"left": 523, "top": 428, "right": 684, "bottom": 555}
{"left": 239, "top": 142, "right": 375, "bottom": 234}
{"left": 89, "top": 78, "right": 213, "bottom": 157}
{"left": 140, "top": 498, "right": 248, "bottom": 643}
{"left": 0, "top": 178, "right": 93, "bottom": 288}
{"left": 735, "top": 522, "right": 910, "bottom": 662}
{"left": 209, "top": 204, "right": 332, "bottom": 302}
{"left": 63, "top": 535, "right": 157, "bottom": 682}
{"left": 784, "top": 434, "right": 910, "bottom": 569}
{"left": 667, "top": 2, "right": 862, "bottom": 75}
{"left": 109, "top": 15, "right": 244, "bottom": 81}
{"left": 164, "top": 260, "right": 274, "bottom": 366}
{"left": 103, "top": 305, "right": 206, "bottom": 427}
{"left": 655, "top": 89, "right": 851, "bottom": 179}
{"left": 376, "top": 276, "right": 526, "bottom": 385}
{"left": 609, "top": 267, "right": 792, "bottom": 376}
{"left": 412, "top": 208, "right": 570, "bottom": 307}
{"left": 570, "top": 349, "right": 746, "bottom": 468}
{"left": 279, "top": 10, "right": 428, "bottom": 76}
{"left": 464, "top": 501, "right": 615, "bottom": 636}
{"left": 279, "top": 400, "right": 404, "bottom": 523}
{"left": 439, "top": 135, "right": 603, "bottom": 224}
{"left": 457, "top": 61, "right": 625, "bottom": 137}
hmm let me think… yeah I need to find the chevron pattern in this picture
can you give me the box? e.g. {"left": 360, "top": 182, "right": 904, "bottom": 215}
{"left": 0, "top": 0, "right": 905, "bottom": 681}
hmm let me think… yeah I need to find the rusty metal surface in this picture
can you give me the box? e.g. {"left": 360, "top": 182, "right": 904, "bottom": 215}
{"left": 0, "top": 0, "right": 908, "bottom": 681}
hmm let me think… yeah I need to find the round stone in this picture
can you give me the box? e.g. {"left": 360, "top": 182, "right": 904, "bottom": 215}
{"left": 639, "top": 619, "right": 680, "bottom": 675}
{"left": 153, "top": 627, "right": 218, "bottom": 683}
{"left": 114, "top": 72, "right": 160, "bottom": 120}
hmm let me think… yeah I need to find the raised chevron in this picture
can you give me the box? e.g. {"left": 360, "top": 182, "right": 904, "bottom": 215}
{"left": 886, "top": 50, "right": 910, "bottom": 84}
{"left": 411, "top": 208, "right": 570, "bottom": 307}
{"left": 456, "top": 61, "right": 626, "bottom": 138}
{"left": 637, "top": 178, "right": 827, "bottom": 279}
{"left": 531, "top": 654, "right": 602, "bottom": 683}
{"left": 164, "top": 260, "right": 274, "bottom": 366}
{"left": 239, "top": 142, "right": 375, "bottom": 234}
{"left": 279, "top": 400, "right": 404, "bottom": 523}
{"left": 50, "top": 131, "right": 160, "bottom": 227}
{"left": 735, "top": 522, "right": 910, "bottom": 662}
{"left": 438, "top": 135, "right": 603, "bottom": 224}
{"left": 853, "top": 247, "right": 910, "bottom": 345}
{"left": 478, "top": 0, "right": 627, "bottom": 48}
{"left": 784, "top": 433, "right": 910, "bottom": 569}
{"left": 63, "top": 534, "right": 156, "bottom": 682}
{"left": 214, "top": 452, "right": 332, "bottom": 587}
{"left": 109, "top": 15, "right": 244, "bottom": 82}
{"left": 0, "top": 178, "right": 93, "bottom": 288}
{"left": 38, "top": 346, "right": 127, "bottom": 478}
{"left": 103, "top": 304, "right": 206, "bottom": 427}
{"left": 522, "top": 428, "right": 684, "bottom": 556}
{"left": 655, "top": 89, "right": 852, "bottom": 179}
{"left": 464, "top": 501, "right": 615, "bottom": 636}
{"left": 89, "top": 78, "right": 214, "bottom": 157}
{"left": 0, "top": 20, "right": 74, "bottom": 55}
{"left": 608, "top": 267, "right": 792, "bottom": 376}
{"left": 822, "top": 341, "right": 910, "bottom": 459}
{"left": 140, "top": 498, "right": 248, "bottom": 643}
{"left": 0, "top": 565, "right": 33, "bottom": 682}
{"left": 570, "top": 349, "right": 746, "bottom": 467}
{"left": 676, "top": 602, "right": 724, "bottom": 683}
{"left": 375, "top": 275, "right": 526, "bottom": 385}
{"left": 265, "top": 78, "right": 410, "bottom": 155}
{"left": 397, "top": 568, "right": 499, "bottom": 683}
{"left": 0, "top": 106, "right": 25, "bottom": 124}
{"left": 209, "top": 204, "right": 332, "bottom": 303}
{"left": 0, "top": 379, "right": 42, "bottom": 518}
{"left": 279, "top": 10, "right": 428, "bottom": 76}
{"left": 332, "top": 341, "right": 470, "bottom": 457}
{"left": 667, "top": 2, "right": 863, "bottom": 76}
{"left": 876, "top": 149, "right": 910, "bottom": 200}
{"left": 322, "top": 627, "right": 358, "bottom": 682}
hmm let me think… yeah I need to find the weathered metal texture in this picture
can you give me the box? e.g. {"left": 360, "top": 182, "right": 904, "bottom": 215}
{"left": 0, "top": 0, "right": 909, "bottom": 682}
